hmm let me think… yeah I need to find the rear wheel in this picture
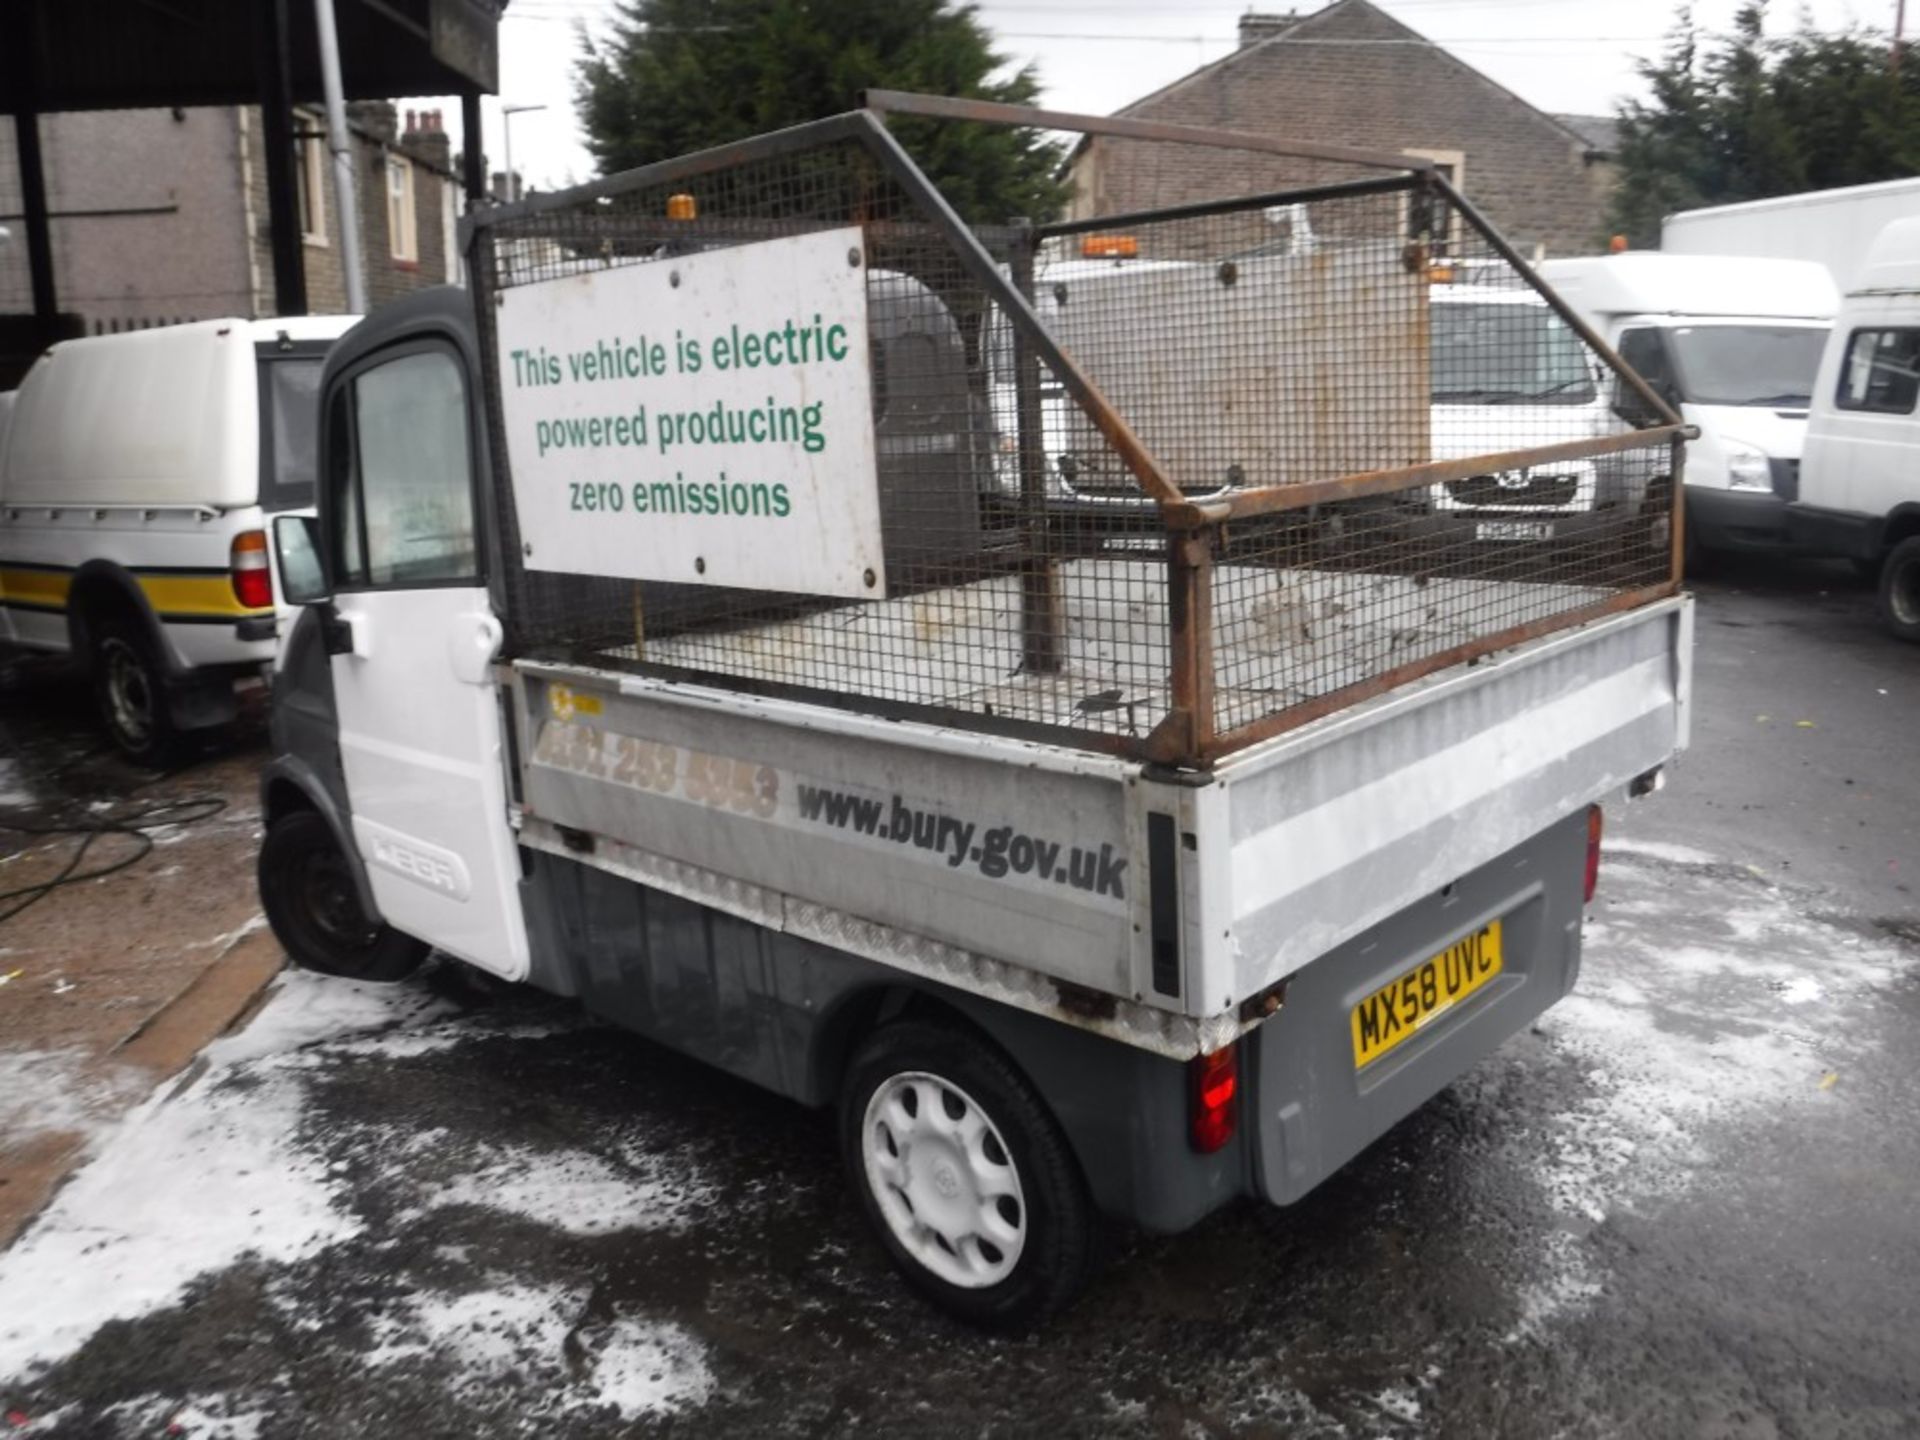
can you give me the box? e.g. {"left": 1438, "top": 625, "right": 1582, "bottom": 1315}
{"left": 258, "top": 810, "right": 427, "bottom": 982}
{"left": 1878, "top": 536, "right": 1920, "bottom": 643}
{"left": 89, "top": 613, "right": 180, "bottom": 767}
{"left": 840, "top": 1018, "right": 1095, "bottom": 1329}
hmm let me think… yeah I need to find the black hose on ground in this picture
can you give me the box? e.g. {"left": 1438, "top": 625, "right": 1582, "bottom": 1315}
{"left": 0, "top": 795, "right": 230, "bottom": 926}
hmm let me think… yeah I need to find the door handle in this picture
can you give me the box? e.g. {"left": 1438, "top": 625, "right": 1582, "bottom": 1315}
{"left": 318, "top": 602, "right": 355, "bottom": 657}
{"left": 447, "top": 612, "right": 503, "bottom": 685}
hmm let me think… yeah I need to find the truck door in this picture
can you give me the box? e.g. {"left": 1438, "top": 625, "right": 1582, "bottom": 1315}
{"left": 320, "top": 339, "right": 529, "bottom": 980}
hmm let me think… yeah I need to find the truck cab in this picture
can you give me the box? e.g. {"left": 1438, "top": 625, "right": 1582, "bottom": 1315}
{"left": 1540, "top": 254, "right": 1837, "bottom": 563}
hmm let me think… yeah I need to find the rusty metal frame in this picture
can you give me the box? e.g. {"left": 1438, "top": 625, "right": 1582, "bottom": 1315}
{"left": 1169, "top": 426, "right": 1689, "bottom": 527}
{"left": 860, "top": 88, "right": 1435, "bottom": 176}
{"left": 468, "top": 93, "right": 1688, "bottom": 774}
{"left": 465, "top": 107, "right": 1178, "bottom": 514}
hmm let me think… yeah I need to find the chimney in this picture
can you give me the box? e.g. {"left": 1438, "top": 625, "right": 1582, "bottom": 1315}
{"left": 1238, "top": 10, "right": 1300, "bottom": 47}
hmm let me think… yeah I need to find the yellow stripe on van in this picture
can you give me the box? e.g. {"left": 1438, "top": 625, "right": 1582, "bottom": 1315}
{"left": 136, "top": 573, "right": 271, "bottom": 619}
{"left": 0, "top": 568, "right": 72, "bottom": 610}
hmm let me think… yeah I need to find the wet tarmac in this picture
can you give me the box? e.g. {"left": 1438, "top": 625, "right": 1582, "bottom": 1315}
{"left": 0, "top": 558, "right": 1915, "bottom": 1438}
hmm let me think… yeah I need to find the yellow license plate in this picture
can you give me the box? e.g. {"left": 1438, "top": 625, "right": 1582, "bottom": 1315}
{"left": 1351, "top": 919, "right": 1504, "bottom": 1069}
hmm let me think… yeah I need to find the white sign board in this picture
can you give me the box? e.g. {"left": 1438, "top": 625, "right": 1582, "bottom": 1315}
{"left": 495, "top": 226, "right": 885, "bottom": 598}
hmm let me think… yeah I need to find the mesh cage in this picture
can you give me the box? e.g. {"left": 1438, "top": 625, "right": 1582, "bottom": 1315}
{"left": 469, "top": 109, "right": 1681, "bottom": 768}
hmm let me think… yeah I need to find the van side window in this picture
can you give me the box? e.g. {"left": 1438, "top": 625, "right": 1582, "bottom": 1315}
{"left": 1614, "top": 328, "right": 1674, "bottom": 422}
{"left": 1835, "top": 328, "right": 1920, "bottom": 415}
{"left": 331, "top": 348, "right": 478, "bottom": 588}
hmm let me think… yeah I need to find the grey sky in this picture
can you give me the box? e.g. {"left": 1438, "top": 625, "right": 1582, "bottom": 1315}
{"left": 452, "top": 0, "right": 1896, "bottom": 193}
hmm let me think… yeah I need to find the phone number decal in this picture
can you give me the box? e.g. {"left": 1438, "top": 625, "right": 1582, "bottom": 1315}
{"left": 533, "top": 718, "right": 778, "bottom": 819}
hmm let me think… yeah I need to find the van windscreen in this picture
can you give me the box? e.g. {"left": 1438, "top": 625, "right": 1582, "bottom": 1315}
{"left": 1431, "top": 301, "right": 1595, "bottom": 405}
{"left": 1665, "top": 325, "right": 1830, "bottom": 408}
{"left": 259, "top": 356, "right": 325, "bottom": 511}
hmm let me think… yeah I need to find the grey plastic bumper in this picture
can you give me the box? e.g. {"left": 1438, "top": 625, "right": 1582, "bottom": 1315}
{"left": 1249, "top": 806, "right": 1588, "bottom": 1206}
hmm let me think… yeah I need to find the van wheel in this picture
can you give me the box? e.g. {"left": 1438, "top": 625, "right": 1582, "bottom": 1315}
{"left": 90, "top": 614, "right": 180, "bottom": 767}
{"left": 258, "top": 810, "right": 427, "bottom": 982}
{"left": 1879, "top": 537, "right": 1920, "bottom": 643}
{"left": 840, "top": 1019, "right": 1095, "bottom": 1329}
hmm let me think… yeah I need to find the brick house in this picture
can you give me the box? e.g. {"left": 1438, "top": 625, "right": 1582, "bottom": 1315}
{"left": 0, "top": 101, "right": 459, "bottom": 334}
{"left": 1066, "top": 1, "right": 1618, "bottom": 259}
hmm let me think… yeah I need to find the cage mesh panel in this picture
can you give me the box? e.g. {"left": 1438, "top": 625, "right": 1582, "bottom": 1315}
{"left": 471, "top": 131, "right": 1676, "bottom": 762}
{"left": 1181, "top": 195, "right": 1674, "bottom": 742}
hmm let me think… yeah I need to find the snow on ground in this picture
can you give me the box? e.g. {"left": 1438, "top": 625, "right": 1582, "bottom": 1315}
{"left": 367, "top": 1280, "right": 712, "bottom": 1421}
{"left": 0, "top": 1048, "right": 140, "bottom": 1150}
{"left": 0, "top": 967, "right": 716, "bottom": 1419}
{"left": 0, "top": 757, "right": 33, "bottom": 809}
{"left": 414, "top": 1141, "right": 715, "bottom": 1237}
{"left": 1599, "top": 837, "right": 1721, "bottom": 867}
{"left": 1509, "top": 844, "right": 1914, "bottom": 1334}
{"left": 0, "top": 1019, "right": 360, "bottom": 1378}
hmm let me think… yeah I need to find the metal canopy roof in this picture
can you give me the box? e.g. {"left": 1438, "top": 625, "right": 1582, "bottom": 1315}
{"left": 1, "top": 0, "right": 501, "bottom": 113}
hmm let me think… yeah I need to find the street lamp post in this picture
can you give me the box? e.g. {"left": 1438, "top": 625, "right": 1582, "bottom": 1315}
{"left": 500, "top": 102, "right": 548, "bottom": 204}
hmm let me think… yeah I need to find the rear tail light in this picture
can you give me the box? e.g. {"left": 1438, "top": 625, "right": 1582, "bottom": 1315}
{"left": 231, "top": 529, "right": 273, "bottom": 610}
{"left": 1189, "top": 1042, "right": 1239, "bottom": 1154}
{"left": 1584, "top": 804, "right": 1604, "bottom": 903}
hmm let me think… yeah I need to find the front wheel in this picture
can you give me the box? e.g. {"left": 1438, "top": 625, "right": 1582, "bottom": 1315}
{"left": 840, "top": 1018, "right": 1095, "bottom": 1329}
{"left": 1879, "top": 536, "right": 1920, "bottom": 643}
{"left": 89, "top": 614, "right": 181, "bottom": 766}
{"left": 258, "top": 810, "right": 428, "bottom": 982}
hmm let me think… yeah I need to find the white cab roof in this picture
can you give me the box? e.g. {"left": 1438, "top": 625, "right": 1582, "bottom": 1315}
{"left": 1854, "top": 216, "right": 1920, "bottom": 295}
{"left": 1537, "top": 254, "right": 1837, "bottom": 322}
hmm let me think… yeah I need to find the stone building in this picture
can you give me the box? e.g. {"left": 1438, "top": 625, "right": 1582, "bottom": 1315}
{"left": 1066, "top": 0, "right": 1619, "bottom": 259}
{"left": 0, "top": 101, "right": 459, "bottom": 335}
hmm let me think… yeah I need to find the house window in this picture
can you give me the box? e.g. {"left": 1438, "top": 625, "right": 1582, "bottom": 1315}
{"left": 1836, "top": 328, "right": 1920, "bottom": 415}
{"left": 295, "top": 111, "right": 327, "bottom": 245}
{"left": 387, "top": 157, "right": 418, "bottom": 263}
{"left": 1402, "top": 147, "right": 1466, "bottom": 253}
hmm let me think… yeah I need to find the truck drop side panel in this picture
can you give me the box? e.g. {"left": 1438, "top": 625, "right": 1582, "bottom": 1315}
{"left": 1198, "top": 597, "right": 1689, "bottom": 1016}
{"left": 506, "top": 595, "right": 1687, "bottom": 1059}
{"left": 510, "top": 663, "right": 1209, "bottom": 1043}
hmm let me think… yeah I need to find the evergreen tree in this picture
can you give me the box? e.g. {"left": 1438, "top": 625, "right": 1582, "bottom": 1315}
{"left": 1610, "top": 2, "right": 1920, "bottom": 246}
{"left": 575, "top": 0, "right": 1068, "bottom": 225}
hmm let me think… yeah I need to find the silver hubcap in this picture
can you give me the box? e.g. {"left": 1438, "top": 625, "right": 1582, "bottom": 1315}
{"left": 100, "top": 637, "right": 153, "bottom": 746}
{"left": 862, "top": 1071, "right": 1026, "bottom": 1289}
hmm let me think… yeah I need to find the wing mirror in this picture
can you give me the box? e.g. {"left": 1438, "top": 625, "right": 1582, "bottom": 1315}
{"left": 273, "top": 514, "right": 330, "bottom": 605}
{"left": 273, "top": 514, "right": 355, "bottom": 655}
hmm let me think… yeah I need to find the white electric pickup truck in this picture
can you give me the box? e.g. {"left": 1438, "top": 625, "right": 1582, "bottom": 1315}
{"left": 255, "top": 102, "right": 1692, "bottom": 1326}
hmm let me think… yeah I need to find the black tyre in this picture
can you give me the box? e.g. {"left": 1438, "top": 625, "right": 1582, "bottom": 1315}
{"left": 258, "top": 810, "right": 427, "bottom": 982}
{"left": 1879, "top": 536, "right": 1920, "bottom": 644}
{"left": 89, "top": 612, "right": 181, "bottom": 767}
{"left": 840, "top": 1018, "right": 1095, "bottom": 1329}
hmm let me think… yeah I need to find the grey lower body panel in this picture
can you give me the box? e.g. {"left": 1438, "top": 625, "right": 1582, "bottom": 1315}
{"left": 1786, "top": 502, "right": 1883, "bottom": 562}
{"left": 517, "top": 805, "right": 1590, "bottom": 1234}
{"left": 1688, "top": 485, "right": 1796, "bottom": 552}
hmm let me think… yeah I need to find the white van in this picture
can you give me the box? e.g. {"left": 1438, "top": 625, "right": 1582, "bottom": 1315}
{"left": 1539, "top": 254, "right": 1837, "bottom": 563}
{"left": 0, "top": 316, "right": 357, "bottom": 761}
{"left": 1796, "top": 216, "right": 1920, "bottom": 641}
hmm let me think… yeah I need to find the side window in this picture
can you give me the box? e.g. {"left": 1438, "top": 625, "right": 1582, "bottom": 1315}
{"left": 1614, "top": 327, "right": 1673, "bottom": 422}
{"left": 1835, "top": 328, "right": 1920, "bottom": 414}
{"left": 330, "top": 348, "right": 478, "bottom": 588}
